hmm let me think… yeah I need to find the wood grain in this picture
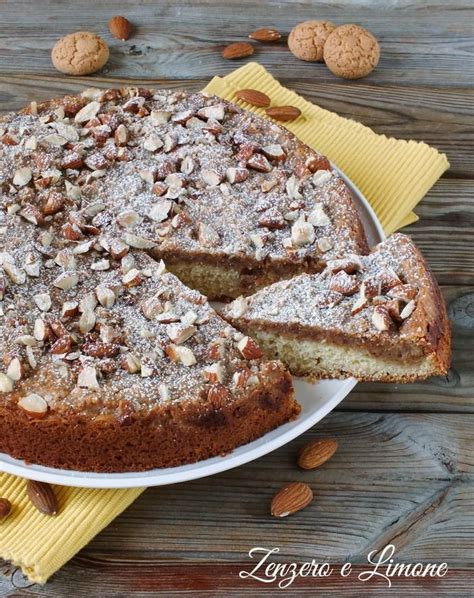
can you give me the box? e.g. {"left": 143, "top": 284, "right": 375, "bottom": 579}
{"left": 1, "top": 0, "right": 473, "bottom": 88}
{"left": 3, "top": 560, "right": 474, "bottom": 596}
{"left": 406, "top": 182, "right": 474, "bottom": 283}
{"left": 3, "top": 561, "right": 474, "bottom": 596}
{"left": 82, "top": 413, "right": 474, "bottom": 563}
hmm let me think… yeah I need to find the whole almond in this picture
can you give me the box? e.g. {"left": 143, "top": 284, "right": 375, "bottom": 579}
{"left": 298, "top": 438, "right": 338, "bottom": 470}
{"left": 222, "top": 42, "right": 254, "bottom": 60}
{"left": 27, "top": 480, "right": 58, "bottom": 516}
{"left": 108, "top": 15, "right": 132, "bottom": 41}
{"left": 234, "top": 89, "right": 271, "bottom": 107}
{"left": 265, "top": 105, "right": 302, "bottom": 122}
{"left": 249, "top": 28, "right": 282, "bottom": 42}
{"left": 0, "top": 497, "right": 11, "bottom": 518}
{"left": 271, "top": 482, "right": 313, "bottom": 518}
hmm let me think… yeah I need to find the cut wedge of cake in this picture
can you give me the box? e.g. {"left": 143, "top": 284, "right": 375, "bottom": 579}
{"left": 6, "top": 87, "right": 368, "bottom": 300}
{"left": 0, "top": 215, "right": 298, "bottom": 472}
{"left": 222, "top": 234, "right": 451, "bottom": 382}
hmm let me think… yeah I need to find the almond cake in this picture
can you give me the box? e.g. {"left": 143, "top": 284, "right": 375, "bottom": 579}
{"left": 222, "top": 234, "right": 450, "bottom": 382}
{"left": 0, "top": 87, "right": 449, "bottom": 472}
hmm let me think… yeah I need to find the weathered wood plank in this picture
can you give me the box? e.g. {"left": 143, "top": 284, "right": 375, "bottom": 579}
{"left": 0, "top": 0, "right": 473, "bottom": 88}
{"left": 2, "top": 560, "right": 473, "bottom": 596}
{"left": 53, "top": 413, "right": 474, "bottom": 559}
{"left": 405, "top": 182, "right": 474, "bottom": 284}
{"left": 0, "top": 75, "right": 205, "bottom": 111}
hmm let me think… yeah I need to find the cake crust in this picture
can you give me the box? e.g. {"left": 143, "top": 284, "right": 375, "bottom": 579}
{"left": 0, "top": 362, "right": 297, "bottom": 472}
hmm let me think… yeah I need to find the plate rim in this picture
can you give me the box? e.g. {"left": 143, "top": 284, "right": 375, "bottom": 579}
{"left": 0, "top": 164, "right": 385, "bottom": 488}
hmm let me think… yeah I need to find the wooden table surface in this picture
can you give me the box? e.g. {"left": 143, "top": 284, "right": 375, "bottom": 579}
{"left": 0, "top": 0, "right": 473, "bottom": 595}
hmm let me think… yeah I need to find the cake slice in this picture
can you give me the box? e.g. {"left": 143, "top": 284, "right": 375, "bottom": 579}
{"left": 0, "top": 216, "right": 298, "bottom": 472}
{"left": 222, "top": 234, "right": 451, "bottom": 382}
{"left": 7, "top": 87, "right": 368, "bottom": 300}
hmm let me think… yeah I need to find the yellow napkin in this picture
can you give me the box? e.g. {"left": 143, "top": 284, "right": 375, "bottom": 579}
{"left": 0, "top": 473, "right": 143, "bottom": 583}
{"left": 204, "top": 63, "right": 449, "bottom": 233}
{"left": 0, "top": 63, "right": 449, "bottom": 585}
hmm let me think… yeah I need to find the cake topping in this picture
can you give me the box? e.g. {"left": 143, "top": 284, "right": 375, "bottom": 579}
{"left": 0, "top": 87, "right": 366, "bottom": 291}
{"left": 0, "top": 374, "right": 14, "bottom": 393}
{"left": 291, "top": 219, "right": 315, "bottom": 247}
{"left": 0, "top": 86, "right": 368, "bottom": 420}
{"left": 372, "top": 306, "right": 393, "bottom": 331}
{"left": 18, "top": 393, "right": 48, "bottom": 417}
{"left": 223, "top": 234, "right": 425, "bottom": 341}
{"left": 0, "top": 215, "right": 279, "bottom": 415}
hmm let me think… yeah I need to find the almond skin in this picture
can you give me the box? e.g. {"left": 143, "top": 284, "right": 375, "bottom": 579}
{"left": 265, "top": 105, "right": 301, "bottom": 122}
{"left": 237, "top": 336, "right": 263, "bottom": 359}
{"left": 249, "top": 28, "right": 282, "bottom": 42}
{"left": 234, "top": 89, "right": 271, "bottom": 107}
{"left": 108, "top": 15, "right": 132, "bottom": 41}
{"left": 222, "top": 42, "right": 254, "bottom": 60}
{"left": 297, "top": 438, "right": 338, "bottom": 470}
{"left": 306, "top": 155, "right": 331, "bottom": 173}
{"left": 207, "top": 383, "right": 231, "bottom": 406}
{"left": 27, "top": 480, "right": 58, "bottom": 516}
{"left": 271, "top": 482, "right": 313, "bottom": 518}
{"left": 0, "top": 497, "right": 12, "bottom": 518}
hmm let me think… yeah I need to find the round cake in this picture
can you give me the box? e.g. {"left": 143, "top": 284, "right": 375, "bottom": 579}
{"left": 0, "top": 87, "right": 364, "bottom": 472}
{"left": 0, "top": 87, "right": 449, "bottom": 472}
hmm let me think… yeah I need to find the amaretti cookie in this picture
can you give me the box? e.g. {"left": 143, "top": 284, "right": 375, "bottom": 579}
{"left": 288, "top": 20, "right": 336, "bottom": 62}
{"left": 51, "top": 32, "right": 110, "bottom": 76}
{"left": 323, "top": 24, "right": 380, "bottom": 80}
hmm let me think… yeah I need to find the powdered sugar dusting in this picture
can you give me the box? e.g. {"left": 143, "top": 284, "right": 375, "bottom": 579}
{"left": 0, "top": 212, "right": 275, "bottom": 416}
{"left": 0, "top": 88, "right": 365, "bottom": 271}
{"left": 224, "top": 234, "right": 428, "bottom": 343}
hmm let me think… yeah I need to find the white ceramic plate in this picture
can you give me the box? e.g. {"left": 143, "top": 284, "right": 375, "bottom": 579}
{"left": 0, "top": 165, "right": 384, "bottom": 488}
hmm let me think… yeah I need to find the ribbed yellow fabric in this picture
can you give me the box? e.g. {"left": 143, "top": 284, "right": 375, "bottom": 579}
{"left": 0, "top": 473, "right": 143, "bottom": 583}
{"left": 204, "top": 63, "right": 449, "bottom": 234}
{"left": 0, "top": 63, "right": 449, "bottom": 585}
